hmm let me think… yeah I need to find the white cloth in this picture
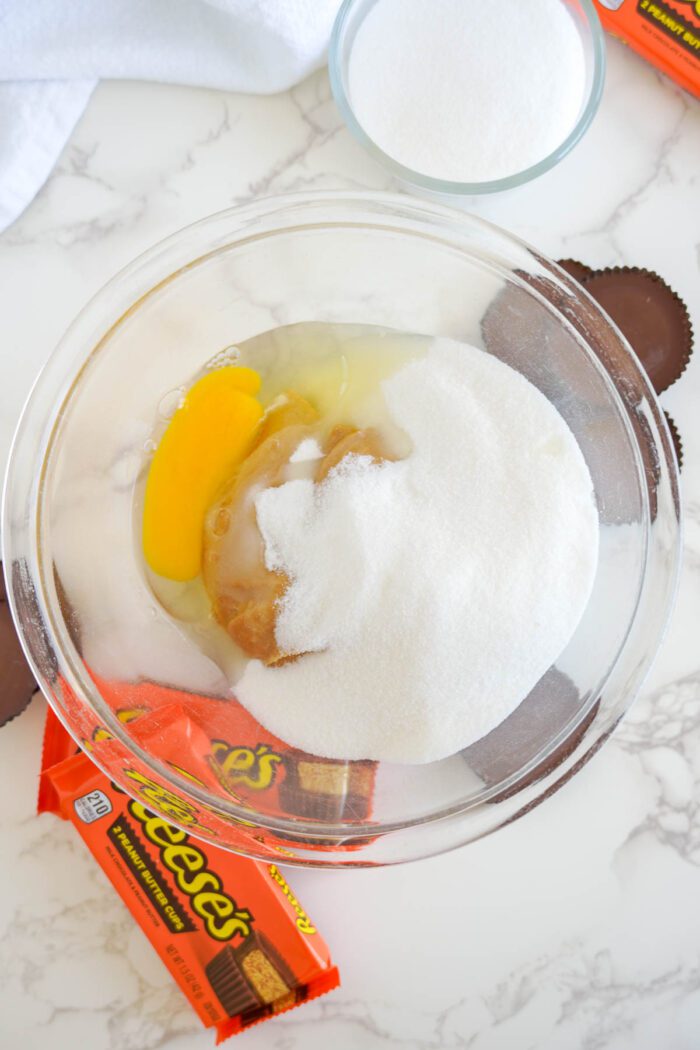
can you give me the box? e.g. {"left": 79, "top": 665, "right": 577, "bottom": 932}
{"left": 0, "top": 0, "right": 343, "bottom": 231}
{"left": 0, "top": 80, "right": 95, "bottom": 230}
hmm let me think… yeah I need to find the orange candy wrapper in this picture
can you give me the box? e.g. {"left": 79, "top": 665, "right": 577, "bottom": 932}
{"left": 39, "top": 707, "right": 340, "bottom": 1043}
{"left": 48, "top": 669, "right": 377, "bottom": 860}
{"left": 594, "top": 0, "right": 700, "bottom": 97}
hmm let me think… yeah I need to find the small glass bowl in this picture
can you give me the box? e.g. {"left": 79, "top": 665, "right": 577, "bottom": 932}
{"left": 329, "top": 0, "right": 606, "bottom": 196}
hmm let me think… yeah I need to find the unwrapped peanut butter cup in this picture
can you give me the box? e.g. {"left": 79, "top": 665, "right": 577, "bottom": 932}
{"left": 665, "top": 411, "right": 684, "bottom": 470}
{"left": 462, "top": 668, "right": 599, "bottom": 802}
{"left": 581, "top": 267, "right": 693, "bottom": 395}
{"left": 0, "top": 565, "right": 37, "bottom": 727}
{"left": 557, "top": 258, "right": 594, "bottom": 284}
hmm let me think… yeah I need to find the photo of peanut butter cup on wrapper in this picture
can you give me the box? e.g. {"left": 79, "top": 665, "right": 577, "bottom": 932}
{"left": 206, "top": 931, "right": 297, "bottom": 1022}
{"left": 279, "top": 754, "right": 376, "bottom": 824}
{"left": 274, "top": 754, "right": 378, "bottom": 849}
{"left": 0, "top": 565, "right": 38, "bottom": 727}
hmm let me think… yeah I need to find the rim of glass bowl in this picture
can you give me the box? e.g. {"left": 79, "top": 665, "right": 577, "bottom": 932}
{"left": 2, "top": 192, "right": 680, "bottom": 861}
{"left": 328, "top": 0, "right": 607, "bottom": 196}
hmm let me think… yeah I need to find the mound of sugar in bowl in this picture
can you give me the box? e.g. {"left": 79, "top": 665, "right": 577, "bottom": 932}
{"left": 236, "top": 339, "right": 599, "bottom": 764}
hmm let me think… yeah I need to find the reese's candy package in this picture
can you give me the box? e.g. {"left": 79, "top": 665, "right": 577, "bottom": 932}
{"left": 594, "top": 0, "right": 700, "bottom": 97}
{"left": 52, "top": 669, "right": 377, "bottom": 857}
{"left": 39, "top": 707, "right": 340, "bottom": 1043}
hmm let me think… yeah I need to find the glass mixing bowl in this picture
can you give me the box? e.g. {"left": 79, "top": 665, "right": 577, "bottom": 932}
{"left": 329, "top": 0, "right": 606, "bottom": 196}
{"left": 3, "top": 193, "right": 680, "bottom": 867}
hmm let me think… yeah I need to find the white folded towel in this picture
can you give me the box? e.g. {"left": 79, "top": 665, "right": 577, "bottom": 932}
{"left": 0, "top": 0, "right": 343, "bottom": 231}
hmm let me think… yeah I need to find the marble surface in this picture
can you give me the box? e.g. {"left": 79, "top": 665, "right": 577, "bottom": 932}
{"left": 1, "top": 37, "right": 700, "bottom": 1050}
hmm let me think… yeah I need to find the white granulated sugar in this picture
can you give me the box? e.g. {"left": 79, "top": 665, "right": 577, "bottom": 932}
{"left": 348, "top": 0, "right": 587, "bottom": 183}
{"left": 237, "top": 339, "right": 599, "bottom": 764}
{"left": 289, "top": 437, "right": 323, "bottom": 463}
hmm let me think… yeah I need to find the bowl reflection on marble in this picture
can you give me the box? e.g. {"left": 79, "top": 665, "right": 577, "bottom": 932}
{"left": 2, "top": 193, "right": 680, "bottom": 867}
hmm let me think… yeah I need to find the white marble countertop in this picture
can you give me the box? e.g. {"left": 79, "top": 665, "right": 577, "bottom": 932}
{"left": 1, "top": 38, "right": 699, "bottom": 1050}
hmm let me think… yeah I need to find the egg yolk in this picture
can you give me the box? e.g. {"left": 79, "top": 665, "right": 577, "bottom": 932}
{"left": 142, "top": 366, "right": 263, "bottom": 581}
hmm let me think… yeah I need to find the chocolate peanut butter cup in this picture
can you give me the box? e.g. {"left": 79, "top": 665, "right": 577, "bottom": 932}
{"left": 665, "top": 412, "right": 684, "bottom": 470}
{"left": 557, "top": 258, "right": 594, "bottom": 283}
{"left": 0, "top": 565, "right": 37, "bottom": 727}
{"left": 462, "top": 668, "right": 590, "bottom": 799}
{"left": 581, "top": 267, "right": 693, "bottom": 395}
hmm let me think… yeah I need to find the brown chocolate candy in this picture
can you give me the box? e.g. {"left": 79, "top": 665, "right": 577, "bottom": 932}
{"left": 481, "top": 271, "right": 652, "bottom": 525}
{"left": 0, "top": 565, "right": 37, "bottom": 727}
{"left": 665, "top": 412, "right": 684, "bottom": 470}
{"left": 462, "top": 668, "right": 598, "bottom": 802}
{"left": 557, "top": 258, "right": 594, "bottom": 284}
{"left": 582, "top": 268, "right": 693, "bottom": 395}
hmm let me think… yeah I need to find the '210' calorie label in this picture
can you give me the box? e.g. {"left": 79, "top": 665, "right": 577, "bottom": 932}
{"left": 74, "top": 789, "right": 113, "bottom": 823}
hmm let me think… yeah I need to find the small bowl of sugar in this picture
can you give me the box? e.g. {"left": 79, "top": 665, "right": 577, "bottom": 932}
{"left": 329, "top": 0, "right": 606, "bottom": 195}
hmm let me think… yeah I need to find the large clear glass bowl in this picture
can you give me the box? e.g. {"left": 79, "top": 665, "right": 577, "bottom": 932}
{"left": 2, "top": 193, "right": 680, "bottom": 867}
